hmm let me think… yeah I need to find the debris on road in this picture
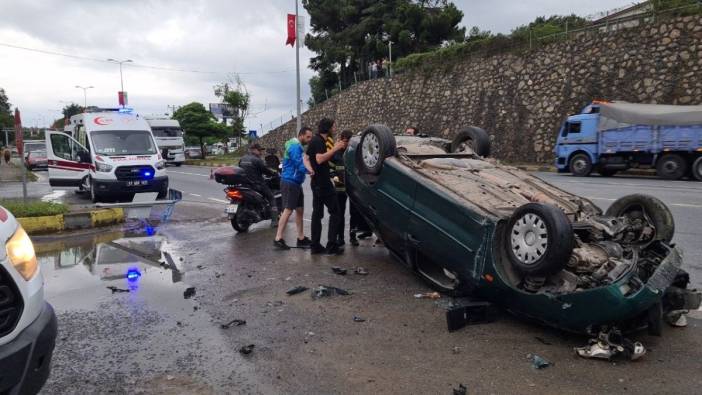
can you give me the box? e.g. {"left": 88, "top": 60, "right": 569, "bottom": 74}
{"left": 414, "top": 292, "right": 440, "bottom": 299}
{"left": 452, "top": 346, "right": 461, "bottom": 354}
{"left": 311, "top": 285, "right": 351, "bottom": 299}
{"left": 534, "top": 336, "right": 553, "bottom": 346}
{"left": 183, "top": 287, "right": 196, "bottom": 299}
{"left": 446, "top": 301, "right": 497, "bottom": 332}
{"left": 354, "top": 267, "right": 369, "bottom": 275}
{"left": 452, "top": 383, "right": 467, "bottom": 395}
{"left": 331, "top": 267, "right": 348, "bottom": 275}
{"left": 238, "top": 344, "right": 255, "bottom": 355}
{"left": 107, "top": 286, "right": 130, "bottom": 293}
{"left": 574, "top": 328, "right": 646, "bottom": 361}
{"left": 527, "top": 353, "right": 552, "bottom": 369}
{"left": 286, "top": 286, "right": 309, "bottom": 296}
{"left": 220, "top": 319, "right": 247, "bottom": 329}
{"left": 353, "top": 316, "right": 366, "bottom": 322}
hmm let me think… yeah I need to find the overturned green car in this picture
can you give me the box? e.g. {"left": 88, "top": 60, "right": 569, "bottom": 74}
{"left": 345, "top": 124, "right": 700, "bottom": 334}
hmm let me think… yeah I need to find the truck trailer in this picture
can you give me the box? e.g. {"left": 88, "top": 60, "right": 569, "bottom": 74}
{"left": 555, "top": 101, "right": 702, "bottom": 180}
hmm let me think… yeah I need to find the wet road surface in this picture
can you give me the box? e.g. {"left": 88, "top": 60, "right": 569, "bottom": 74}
{"left": 35, "top": 188, "right": 702, "bottom": 394}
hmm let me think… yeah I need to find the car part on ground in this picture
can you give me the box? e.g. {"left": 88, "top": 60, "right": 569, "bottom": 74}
{"left": 446, "top": 300, "right": 498, "bottom": 332}
{"left": 575, "top": 328, "right": 646, "bottom": 361}
{"left": 344, "top": 123, "right": 700, "bottom": 335}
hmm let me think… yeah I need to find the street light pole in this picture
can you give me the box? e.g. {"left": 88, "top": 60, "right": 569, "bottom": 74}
{"left": 107, "top": 58, "right": 133, "bottom": 98}
{"left": 295, "top": 0, "right": 302, "bottom": 132}
{"left": 75, "top": 85, "right": 94, "bottom": 109}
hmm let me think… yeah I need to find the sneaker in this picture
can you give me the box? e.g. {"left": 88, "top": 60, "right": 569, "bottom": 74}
{"left": 325, "top": 244, "right": 344, "bottom": 256}
{"left": 349, "top": 234, "right": 359, "bottom": 247}
{"left": 273, "top": 239, "right": 290, "bottom": 250}
{"left": 297, "top": 237, "right": 312, "bottom": 248}
{"left": 357, "top": 231, "right": 373, "bottom": 240}
{"left": 310, "top": 244, "right": 326, "bottom": 254}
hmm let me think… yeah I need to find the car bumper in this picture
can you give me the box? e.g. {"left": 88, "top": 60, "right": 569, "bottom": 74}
{"left": 94, "top": 176, "right": 169, "bottom": 194}
{"left": 0, "top": 302, "right": 57, "bottom": 395}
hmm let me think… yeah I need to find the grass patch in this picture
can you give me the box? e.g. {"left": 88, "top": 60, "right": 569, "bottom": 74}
{"left": 185, "top": 155, "right": 241, "bottom": 166}
{"left": 0, "top": 199, "right": 69, "bottom": 218}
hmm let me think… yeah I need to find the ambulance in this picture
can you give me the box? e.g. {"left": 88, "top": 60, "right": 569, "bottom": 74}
{"left": 46, "top": 108, "right": 168, "bottom": 202}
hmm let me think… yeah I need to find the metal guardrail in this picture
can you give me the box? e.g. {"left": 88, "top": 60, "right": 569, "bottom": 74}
{"left": 95, "top": 189, "right": 182, "bottom": 222}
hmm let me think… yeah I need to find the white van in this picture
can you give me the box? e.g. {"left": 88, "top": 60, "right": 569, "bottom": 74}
{"left": 144, "top": 116, "right": 185, "bottom": 166}
{"left": 46, "top": 108, "right": 168, "bottom": 202}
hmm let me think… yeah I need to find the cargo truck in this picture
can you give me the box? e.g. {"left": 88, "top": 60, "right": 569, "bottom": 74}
{"left": 554, "top": 101, "right": 702, "bottom": 180}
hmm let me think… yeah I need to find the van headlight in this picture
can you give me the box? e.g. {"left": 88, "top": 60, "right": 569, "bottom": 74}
{"left": 156, "top": 160, "right": 166, "bottom": 170}
{"left": 95, "top": 161, "right": 113, "bottom": 172}
{"left": 6, "top": 226, "right": 38, "bottom": 281}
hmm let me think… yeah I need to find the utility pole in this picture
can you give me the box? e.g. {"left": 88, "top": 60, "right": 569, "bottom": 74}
{"left": 75, "top": 85, "right": 94, "bottom": 108}
{"left": 388, "top": 41, "right": 393, "bottom": 78}
{"left": 295, "top": 0, "right": 302, "bottom": 132}
{"left": 107, "top": 58, "right": 133, "bottom": 106}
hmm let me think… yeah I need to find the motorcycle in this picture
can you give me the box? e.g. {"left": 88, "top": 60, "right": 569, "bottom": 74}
{"left": 213, "top": 165, "right": 282, "bottom": 232}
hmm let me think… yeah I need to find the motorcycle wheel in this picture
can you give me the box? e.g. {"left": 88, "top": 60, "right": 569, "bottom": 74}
{"left": 231, "top": 208, "right": 251, "bottom": 233}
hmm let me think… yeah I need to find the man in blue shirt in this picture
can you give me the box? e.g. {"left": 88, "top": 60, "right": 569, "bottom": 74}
{"left": 274, "top": 127, "right": 314, "bottom": 250}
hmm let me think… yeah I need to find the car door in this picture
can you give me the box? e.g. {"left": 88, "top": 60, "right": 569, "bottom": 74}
{"left": 46, "top": 131, "right": 91, "bottom": 187}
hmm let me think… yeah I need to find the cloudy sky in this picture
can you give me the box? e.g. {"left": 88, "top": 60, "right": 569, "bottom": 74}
{"left": 0, "top": 0, "right": 636, "bottom": 133}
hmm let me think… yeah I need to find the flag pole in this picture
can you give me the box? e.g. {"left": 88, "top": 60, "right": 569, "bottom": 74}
{"left": 295, "top": 0, "right": 302, "bottom": 133}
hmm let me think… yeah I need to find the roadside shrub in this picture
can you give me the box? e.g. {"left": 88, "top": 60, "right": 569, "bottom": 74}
{"left": 0, "top": 200, "right": 69, "bottom": 218}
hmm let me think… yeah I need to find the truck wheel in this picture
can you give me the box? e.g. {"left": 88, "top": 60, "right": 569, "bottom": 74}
{"left": 692, "top": 157, "right": 702, "bottom": 181}
{"left": 356, "top": 124, "right": 396, "bottom": 175}
{"left": 174, "top": 163, "right": 182, "bottom": 167}
{"left": 451, "top": 126, "right": 491, "bottom": 157}
{"left": 569, "top": 153, "right": 592, "bottom": 176}
{"left": 656, "top": 154, "right": 686, "bottom": 180}
{"left": 605, "top": 194, "right": 674, "bottom": 244}
{"left": 505, "top": 203, "right": 574, "bottom": 276}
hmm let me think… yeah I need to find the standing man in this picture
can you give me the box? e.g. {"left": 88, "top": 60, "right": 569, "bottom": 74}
{"left": 274, "top": 127, "right": 314, "bottom": 250}
{"left": 307, "top": 118, "right": 347, "bottom": 255}
{"left": 330, "top": 130, "right": 353, "bottom": 246}
{"left": 239, "top": 143, "right": 279, "bottom": 226}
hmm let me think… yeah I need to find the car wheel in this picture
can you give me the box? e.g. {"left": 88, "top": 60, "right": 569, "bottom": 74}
{"left": 691, "top": 156, "right": 702, "bottom": 181}
{"left": 569, "top": 153, "right": 592, "bottom": 176}
{"left": 451, "top": 126, "right": 491, "bottom": 157}
{"left": 605, "top": 194, "right": 674, "bottom": 244}
{"left": 599, "top": 168, "right": 618, "bottom": 177}
{"left": 356, "top": 124, "right": 396, "bottom": 175}
{"left": 231, "top": 208, "right": 250, "bottom": 233}
{"left": 656, "top": 154, "right": 686, "bottom": 180}
{"left": 90, "top": 178, "right": 100, "bottom": 203}
{"left": 505, "top": 203, "right": 574, "bottom": 276}
{"left": 175, "top": 163, "right": 182, "bottom": 167}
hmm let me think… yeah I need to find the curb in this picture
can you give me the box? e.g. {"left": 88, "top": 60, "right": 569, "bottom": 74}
{"left": 17, "top": 208, "right": 125, "bottom": 235}
{"left": 183, "top": 161, "right": 228, "bottom": 167}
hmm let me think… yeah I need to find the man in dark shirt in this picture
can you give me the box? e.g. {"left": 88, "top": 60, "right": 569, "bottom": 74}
{"left": 239, "top": 143, "right": 279, "bottom": 224}
{"left": 306, "top": 118, "right": 347, "bottom": 254}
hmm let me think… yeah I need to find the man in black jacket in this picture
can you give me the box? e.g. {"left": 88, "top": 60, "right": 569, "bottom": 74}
{"left": 239, "top": 143, "right": 279, "bottom": 225}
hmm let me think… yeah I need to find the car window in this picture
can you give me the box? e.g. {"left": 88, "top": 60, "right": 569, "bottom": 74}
{"left": 90, "top": 130, "right": 157, "bottom": 156}
{"left": 568, "top": 122, "right": 581, "bottom": 134}
{"left": 51, "top": 134, "right": 73, "bottom": 161}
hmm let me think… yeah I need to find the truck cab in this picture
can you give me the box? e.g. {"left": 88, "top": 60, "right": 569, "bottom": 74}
{"left": 144, "top": 117, "right": 185, "bottom": 167}
{"left": 555, "top": 104, "right": 601, "bottom": 175}
{"left": 46, "top": 108, "right": 168, "bottom": 202}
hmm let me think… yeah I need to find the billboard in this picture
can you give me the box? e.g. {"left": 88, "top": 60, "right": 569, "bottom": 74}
{"left": 209, "top": 103, "right": 235, "bottom": 118}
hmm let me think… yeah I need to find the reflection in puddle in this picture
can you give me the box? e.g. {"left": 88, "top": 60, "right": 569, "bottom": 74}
{"left": 37, "top": 232, "right": 187, "bottom": 311}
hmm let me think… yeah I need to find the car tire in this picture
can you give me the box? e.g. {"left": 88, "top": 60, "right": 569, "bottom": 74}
{"left": 231, "top": 208, "right": 250, "bottom": 233}
{"left": 569, "top": 153, "right": 592, "bottom": 177}
{"left": 656, "top": 154, "right": 686, "bottom": 180}
{"left": 356, "top": 124, "right": 396, "bottom": 175}
{"left": 505, "top": 203, "right": 574, "bottom": 276}
{"left": 90, "top": 178, "right": 100, "bottom": 203}
{"left": 605, "top": 194, "right": 675, "bottom": 244}
{"left": 691, "top": 156, "right": 702, "bottom": 181}
{"left": 175, "top": 163, "right": 182, "bottom": 167}
{"left": 451, "top": 126, "right": 491, "bottom": 157}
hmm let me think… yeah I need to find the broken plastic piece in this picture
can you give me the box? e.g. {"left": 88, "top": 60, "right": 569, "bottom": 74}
{"left": 414, "top": 292, "right": 441, "bottom": 299}
{"left": 239, "top": 344, "right": 255, "bottom": 355}
{"left": 311, "top": 285, "right": 350, "bottom": 299}
{"left": 107, "top": 286, "right": 129, "bottom": 293}
{"left": 453, "top": 384, "right": 467, "bottom": 395}
{"left": 446, "top": 301, "right": 497, "bottom": 332}
{"left": 221, "top": 319, "right": 247, "bottom": 329}
{"left": 332, "top": 267, "right": 348, "bottom": 275}
{"left": 354, "top": 267, "right": 369, "bottom": 275}
{"left": 183, "top": 287, "right": 196, "bottom": 299}
{"left": 575, "top": 328, "right": 646, "bottom": 361}
{"left": 527, "top": 353, "right": 552, "bottom": 369}
{"left": 353, "top": 316, "right": 366, "bottom": 322}
{"left": 286, "top": 286, "right": 309, "bottom": 296}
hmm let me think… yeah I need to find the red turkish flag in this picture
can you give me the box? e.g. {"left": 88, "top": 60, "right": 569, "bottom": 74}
{"left": 286, "top": 14, "right": 296, "bottom": 46}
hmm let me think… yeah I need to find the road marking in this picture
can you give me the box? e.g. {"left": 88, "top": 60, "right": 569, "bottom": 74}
{"left": 208, "top": 197, "right": 228, "bottom": 204}
{"left": 169, "top": 171, "right": 209, "bottom": 177}
{"left": 189, "top": 193, "right": 201, "bottom": 197}
{"left": 586, "top": 197, "right": 702, "bottom": 208}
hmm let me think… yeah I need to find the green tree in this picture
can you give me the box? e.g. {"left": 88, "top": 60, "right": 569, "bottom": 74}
{"left": 303, "top": 0, "right": 465, "bottom": 103}
{"left": 214, "top": 77, "right": 250, "bottom": 148}
{"left": 511, "top": 14, "right": 588, "bottom": 43}
{"left": 52, "top": 103, "right": 84, "bottom": 129}
{"left": 0, "top": 88, "right": 14, "bottom": 131}
{"left": 172, "top": 102, "right": 227, "bottom": 158}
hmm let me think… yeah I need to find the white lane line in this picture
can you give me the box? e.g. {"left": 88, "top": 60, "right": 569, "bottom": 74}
{"left": 169, "top": 171, "right": 210, "bottom": 177}
{"left": 208, "top": 197, "right": 228, "bottom": 204}
{"left": 587, "top": 197, "right": 702, "bottom": 208}
{"left": 190, "top": 193, "right": 201, "bottom": 197}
